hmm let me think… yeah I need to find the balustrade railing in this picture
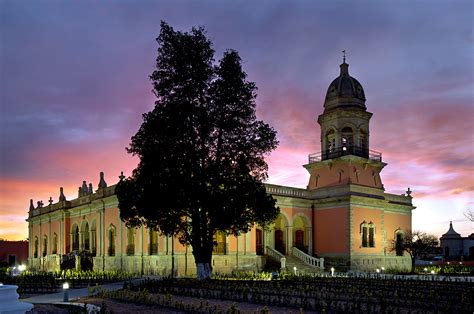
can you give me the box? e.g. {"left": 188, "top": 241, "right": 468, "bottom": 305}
{"left": 291, "top": 246, "right": 324, "bottom": 270}
{"left": 266, "top": 246, "right": 286, "bottom": 269}
{"left": 308, "top": 146, "right": 382, "bottom": 163}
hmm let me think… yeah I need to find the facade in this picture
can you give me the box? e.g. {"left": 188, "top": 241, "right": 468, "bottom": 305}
{"left": 0, "top": 240, "right": 28, "bottom": 267}
{"left": 27, "top": 60, "right": 414, "bottom": 275}
{"left": 439, "top": 222, "right": 474, "bottom": 260}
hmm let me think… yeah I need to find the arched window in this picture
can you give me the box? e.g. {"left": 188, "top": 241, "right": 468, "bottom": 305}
{"left": 213, "top": 231, "right": 227, "bottom": 254}
{"left": 34, "top": 237, "right": 39, "bottom": 258}
{"left": 42, "top": 235, "right": 48, "bottom": 257}
{"left": 341, "top": 127, "right": 353, "bottom": 153}
{"left": 149, "top": 229, "right": 158, "bottom": 255}
{"left": 256, "top": 229, "right": 263, "bottom": 255}
{"left": 52, "top": 233, "right": 58, "bottom": 254}
{"left": 361, "top": 221, "right": 375, "bottom": 248}
{"left": 91, "top": 220, "right": 97, "bottom": 256}
{"left": 395, "top": 230, "right": 404, "bottom": 256}
{"left": 108, "top": 226, "right": 116, "bottom": 256}
{"left": 81, "top": 221, "right": 90, "bottom": 251}
{"left": 127, "top": 227, "right": 135, "bottom": 256}
{"left": 71, "top": 224, "right": 79, "bottom": 251}
{"left": 326, "top": 129, "right": 336, "bottom": 153}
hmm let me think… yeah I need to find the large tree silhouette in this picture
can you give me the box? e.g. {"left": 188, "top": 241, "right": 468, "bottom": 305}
{"left": 116, "top": 22, "right": 279, "bottom": 280}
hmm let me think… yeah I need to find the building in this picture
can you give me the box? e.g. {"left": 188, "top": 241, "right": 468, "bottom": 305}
{"left": 0, "top": 240, "right": 28, "bottom": 267}
{"left": 27, "top": 60, "right": 414, "bottom": 275}
{"left": 440, "top": 222, "right": 474, "bottom": 260}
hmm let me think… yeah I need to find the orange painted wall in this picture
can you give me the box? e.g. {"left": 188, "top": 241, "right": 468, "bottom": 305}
{"left": 384, "top": 212, "right": 412, "bottom": 243}
{"left": 308, "top": 163, "right": 383, "bottom": 190}
{"left": 314, "top": 207, "right": 348, "bottom": 254}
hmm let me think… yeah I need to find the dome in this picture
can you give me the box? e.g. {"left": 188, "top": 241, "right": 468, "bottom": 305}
{"left": 441, "top": 221, "right": 461, "bottom": 239}
{"left": 324, "top": 62, "right": 366, "bottom": 112}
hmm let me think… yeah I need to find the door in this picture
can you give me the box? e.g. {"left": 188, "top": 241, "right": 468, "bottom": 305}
{"left": 295, "top": 230, "right": 304, "bottom": 251}
{"left": 256, "top": 229, "right": 263, "bottom": 255}
{"left": 275, "top": 230, "right": 285, "bottom": 255}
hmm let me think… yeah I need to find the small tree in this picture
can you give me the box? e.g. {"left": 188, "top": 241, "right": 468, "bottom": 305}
{"left": 464, "top": 209, "right": 474, "bottom": 222}
{"left": 390, "top": 230, "right": 439, "bottom": 273}
{"left": 116, "top": 22, "right": 279, "bottom": 280}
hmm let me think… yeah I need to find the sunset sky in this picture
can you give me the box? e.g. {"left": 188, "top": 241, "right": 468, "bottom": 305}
{"left": 1, "top": 0, "right": 473, "bottom": 241}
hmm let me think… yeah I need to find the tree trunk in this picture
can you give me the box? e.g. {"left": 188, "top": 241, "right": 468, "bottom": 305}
{"left": 193, "top": 246, "right": 213, "bottom": 280}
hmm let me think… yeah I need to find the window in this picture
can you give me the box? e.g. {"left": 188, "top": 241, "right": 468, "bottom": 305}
{"left": 341, "top": 127, "right": 353, "bottom": 152}
{"left": 34, "top": 237, "right": 38, "bottom": 258}
{"left": 42, "top": 235, "right": 48, "bottom": 257}
{"left": 108, "top": 226, "right": 116, "bottom": 256}
{"left": 71, "top": 225, "right": 79, "bottom": 251}
{"left": 213, "top": 231, "right": 227, "bottom": 254}
{"left": 326, "top": 129, "right": 336, "bottom": 153}
{"left": 149, "top": 229, "right": 158, "bottom": 255}
{"left": 127, "top": 228, "right": 135, "bottom": 256}
{"left": 82, "top": 222, "right": 90, "bottom": 251}
{"left": 395, "top": 230, "right": 404, "bottom": 256}
{"left": 361, "top": 221, "right": 375, "bottom": 248}
{"left": 52, "top": 233, "right": 58, "bottom": 254}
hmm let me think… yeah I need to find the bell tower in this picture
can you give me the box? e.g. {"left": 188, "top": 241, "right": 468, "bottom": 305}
{"left": 305, "top": 58, "right": 386, "bottom": 190}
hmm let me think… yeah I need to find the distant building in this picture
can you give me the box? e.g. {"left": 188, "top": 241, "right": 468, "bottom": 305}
{"left": 26, "top": 60, "right": 414, "bottom": 275}
{"left": 439, "top": 222, "right": 474, "bottom": 260}
{"left": 0, "top": 240, "right": 28, "bottom": 266}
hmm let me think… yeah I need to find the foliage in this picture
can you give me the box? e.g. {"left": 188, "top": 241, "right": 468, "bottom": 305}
{"left": 60, "top": 250, "right": 93, "bottom": 270}
{"left": 464, "top": 208, "right": 474, "bottom": 222}
{"left": 97, "top": 277, "right": 474, "bottom": 313}
{"left": 389, "top": 230, "right": 438, "bottom": 272}
{"left": 116, "top": 21, "right": 279, "bottom": 279}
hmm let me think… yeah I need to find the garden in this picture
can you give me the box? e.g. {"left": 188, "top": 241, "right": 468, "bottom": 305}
{"left": 87, "top": 271, "right": 474, "bottom": 313}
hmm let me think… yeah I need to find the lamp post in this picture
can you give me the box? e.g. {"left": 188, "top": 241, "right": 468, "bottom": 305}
{"left": 293, "top": 266, "right": 297, "bottom": 275}
{"left": 330, "top": 267, "right": 335, "bottom": 277}
{"left": 63, "top": 282, "right": 69, "bottom": 302}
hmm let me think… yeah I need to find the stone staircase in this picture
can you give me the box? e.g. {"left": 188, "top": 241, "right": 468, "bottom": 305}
{"left": 284, "top": 254, "right": 324, "bottom": 274}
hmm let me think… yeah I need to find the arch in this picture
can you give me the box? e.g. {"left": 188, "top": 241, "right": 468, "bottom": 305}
{"left": 359, "top": 129, "right": 368, "bottom": 156}
{"left": 42, "top": 234, "right": 48, "bottom": 257}
{"left": 292, "top": 214, "right": 311, "bottom": 252}
{"left": 341, "top": 126, "right": 354, "bottom": 153}
{"left": 52, "top": 233, "right": 58, "bottom": 254}
{"left": 360, "top": 221, "right": 376, "bottom": 248}
{"left": 213, "top": 231, "right": 227, "bottom": 254}
{"left": 395, "top": 229, "right": 404, "bottom": 256}
{"left": 34, "top": 236, "right": 39, "bottom": 258}
{"left": 81, "top": 220, "right": 90, "bottom": 251}
{"left": 71, "top": 224, "right": 79, "bottom": 252}
{"left": 325, "top": 128, "right": 336, "bottom": 153}
{"left": 126, "top": 227, "right": 135, "bottom": 256}
{"left": 149, "top": 228, "right": 159, "bottom": 255}
{"left": 90, "top": 220, "right": 97, "bottom": 255}
{"left": 107, "top": 224, "right": 116, "bottom": 256}
{"left": 255, "top": 228, "right": 263, "bottom": 255}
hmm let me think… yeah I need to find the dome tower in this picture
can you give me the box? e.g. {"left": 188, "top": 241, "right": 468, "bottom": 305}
{"left": 305, "top": 57, "right": 386, "bottom": 190}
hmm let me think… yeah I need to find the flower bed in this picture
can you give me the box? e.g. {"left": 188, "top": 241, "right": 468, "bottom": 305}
{"left": 114, "top": 276, "right": 474, "bottom": 313}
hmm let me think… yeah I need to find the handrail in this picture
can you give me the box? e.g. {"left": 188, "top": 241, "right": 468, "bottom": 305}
{"left": 308, "top": 146, "right": 382, "bottom": 163}
{"left": 291, "top": 246, "right": 324, "bottom": 270}
{"left": 266, "top": 246, "right": 286, "bottom": 269}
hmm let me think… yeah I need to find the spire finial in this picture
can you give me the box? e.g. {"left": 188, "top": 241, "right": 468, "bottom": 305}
{"left": 342, "top": 50, "right": 346, "bottom": 64}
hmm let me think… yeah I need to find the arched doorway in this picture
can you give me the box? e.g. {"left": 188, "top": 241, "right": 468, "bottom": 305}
{"left": 71, "top": 224, "right": 79, "bottom": 252}
{"left": 275, "top": 230, "right": 284, "bottom": 254}
{"left": 256, "top": 229, "right": 263, "bottom": 255}
{"left": 81, "top": 221, "right": 90, "bottom": 251}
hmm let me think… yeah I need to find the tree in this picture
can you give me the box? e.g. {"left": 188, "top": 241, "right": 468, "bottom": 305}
{"left": 389, "top": 230, "right": 439, "bottom": 273}
{"left": 464, "top": 209, "right": 474, "bottom": 222}
{"left": 116, "top": 21, "right": 279, "bottom": 280}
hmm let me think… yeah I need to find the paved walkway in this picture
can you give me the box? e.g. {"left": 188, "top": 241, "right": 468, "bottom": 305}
{"left": 21, "top": 279, "right": 142, "bottom": 304}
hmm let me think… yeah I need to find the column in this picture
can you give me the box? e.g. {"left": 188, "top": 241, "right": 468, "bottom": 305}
{"left": 306, "top": 227, "right": 313, "bottom": 255}
{"left": 286, "top": 226, "right": 293, "bottom": 255}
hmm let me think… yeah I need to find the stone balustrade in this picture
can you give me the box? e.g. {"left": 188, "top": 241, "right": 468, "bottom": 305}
{"left": 266, "top": 246, "right": 286, "bottom": 269}
{"left": 291, "top": 246, "right": 324, "bottom": 270}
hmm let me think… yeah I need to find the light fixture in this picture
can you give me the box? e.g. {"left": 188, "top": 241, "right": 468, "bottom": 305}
{"left": 63, "top": 282, "right": 69, "bottom": 302}
{"left": 18, "top": 265, "right": 26, "bottom": 272}
{"left": 330, "top": 267, "right": 335, "bottom": 277}
{"left": 293, "top": 266, "right": 297, "bottom": 275}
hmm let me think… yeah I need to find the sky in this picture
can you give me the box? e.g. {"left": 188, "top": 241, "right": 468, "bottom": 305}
{"left": 1, "top": 0, "right": 473, "bottom": 241}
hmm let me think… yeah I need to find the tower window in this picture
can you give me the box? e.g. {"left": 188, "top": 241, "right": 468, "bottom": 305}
{"left": 341, "top": 127, "right": 353, "bottom": 153}
{"left": 361, "top": 221, "right": 375, "bottom": 248}
{"left": 326, "top": 129, "right": 336, "bottom": 153}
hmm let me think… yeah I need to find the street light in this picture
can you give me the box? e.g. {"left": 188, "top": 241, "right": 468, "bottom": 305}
{"left": 330, "top": 267, "right": 335, "bottom": 277}
{"left": 63, "top": 282, "right": 69, "bottom": 302}
{"left": 381, "top": 267, "right": 385, "bottom": 274}
{"left": 293, "top": 266, "right": 297, "bottom": 275}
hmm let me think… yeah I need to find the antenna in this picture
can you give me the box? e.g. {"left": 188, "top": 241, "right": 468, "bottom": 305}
{"left": 342, "top": 50, "right": 346, "bottom": 63}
